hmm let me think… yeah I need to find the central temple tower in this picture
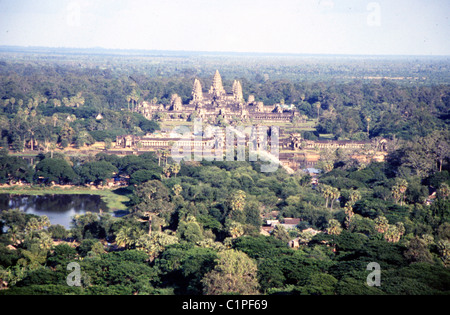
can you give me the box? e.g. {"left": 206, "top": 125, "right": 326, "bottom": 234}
{"left": 209, "top": 70, "right": 226, "bottom": 98}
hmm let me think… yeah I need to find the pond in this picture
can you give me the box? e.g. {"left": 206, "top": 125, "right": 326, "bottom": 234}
{"left": 0, "top": 194, "right": 109, "bottom": 229}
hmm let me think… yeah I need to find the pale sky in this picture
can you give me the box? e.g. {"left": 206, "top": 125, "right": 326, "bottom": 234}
{"left": 0, "top": 0, "right": 449, "bottom": 55}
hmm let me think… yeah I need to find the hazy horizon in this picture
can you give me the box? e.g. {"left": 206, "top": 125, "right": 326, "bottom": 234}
{"left": 1, "top": 0, "right": 450, "bottom": 56}
{"left": 2, "top": 45, "right": 450, "bottom": 59}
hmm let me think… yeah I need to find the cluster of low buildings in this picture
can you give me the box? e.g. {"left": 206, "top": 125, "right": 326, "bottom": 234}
{"left": 260, "top": 211, "right": 322, "bottom": 249}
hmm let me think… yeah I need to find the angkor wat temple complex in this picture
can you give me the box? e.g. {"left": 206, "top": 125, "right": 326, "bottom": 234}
{"left": 112, "top": 70, "right": 388, "bottom": 171}
{"left": 136, "top": 70, "right": 299, "bottom": 123}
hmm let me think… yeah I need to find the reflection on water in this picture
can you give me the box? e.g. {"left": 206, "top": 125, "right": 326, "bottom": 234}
{"left": 0, "top": 194, "right": 108, "bottom": 229}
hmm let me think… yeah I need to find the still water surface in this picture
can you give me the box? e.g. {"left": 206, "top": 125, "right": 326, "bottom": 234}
{"left": 0, "top": 194, "right": 107, "bottom": 229}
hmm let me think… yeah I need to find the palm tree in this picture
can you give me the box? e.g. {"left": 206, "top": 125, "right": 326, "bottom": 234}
{"left": 62, "top": 97, "right": 71, "bottom": 107}
{"left": 52, "top": 113, "right": 59, "bottom": 127}
{"left": 271, "top": 224, "right": 290, "bottom": 242}
{"left": 384, "top": 224, "right": 404, "bottom": 243}
{"left": 228, "top": 221, "right": 244, "bottom": 238}
{"left": 156, "top": 149, "right": 163, "bottom": 166}
{"left": 25, "top": 216, "right": 50, "bottom": 234}
{"left": 163, "top": 165, "right": 172, "bottom": 178}
{"left": 52, "top": 98, "right": 61, "bottom": 107}
{"left": 129, "top": 89, "right": 140, "bottom": 112}
{"left": 391, "top": 185, "right": 402, "bottom": 205}
{"left": 330, "top": 187, "right": 340, "bottom": 211}
{"left": 25, "top": 218, "right": 40, "bottom": 232}
{"left": 38, "top": 216, "right": 51, "bottom": 230}
{"left": 9, "top": 98, "right": 15, "bottom": 112}
{"left": 115, "top": 226, "right": 143, "bottom": 249}
{"left": 326, "top": 219, "right": 342, "bottom": 235}
{"left": 392, "top": 179, "right": 408, "bottom": 205}
{"left": 146, "top": 213, "right": 153, "bottom": 235}
{"left": 8, "top": 226, "right": 25, "bottom": 246}
{"left": 384, "top": 225, "right": 398, "bottom": 242}
{"left": 71, "top": 92, "right": 85, "bottom": 108}
{"left": 434, "top": 132, "right": 450, "bottom": 172}
{"left": 437, "top": 240, "right": 450, "bottom": 267}
{"left": 172, "top": 184, "right": 182, "bottom": 197}
{"left": 115, "top": 227, "right": 130, "bottom": 248}
{"left": 136, "top": 231, "right": 179, "bottom": 260}
{"left": 315, "top": 101, "right": 321, "bottom": 120}
{"left": 19, "top": 244, "right": 48, "bottom": 269}
{"left": 131, "top": 95, "right": 138, "bottom": 112}
{"left": 161, "top": 149, "right": 169, "bottom": 166}
{"left": 396, "top": 222, "right": 405, "bottom": 239}
{"left": 170, "top": 163, "right": 181, "bottom": 178}
{"left": 344, "top": 203, "right": 354, "bottom": 229}
{"left": 398, "top": 179, "right": 408, "bottom": 205}
{"left": 374, "top": 216, "right": 389, "bottom": 234}
{"left": 349, "top": 190, "right": 361, "bottom": 206}
{"left": 126, "top": 95, "right": 131, "bottom": 111}
{"left": 228, "top": 190, "right": 246, "bottom": 214}
{"left": 49, "top": 142, "right": 57, "bottom": 159}
{"left": 16, "top": 99, "right": 23, "bottom": 111}
{"left": 36, "top": 231, "right": 53, "bottom": 250}
{"left": 366, "top": 117, "right": 371, "bottom": 136}
{"left": 321, "top": 184, "right": 333, "bottom": 208}
{"left": 438, "top": 183, "right": 450, "bottom": 200}
{"left": 25, "top": 118, "right": 37, "bottom": 151}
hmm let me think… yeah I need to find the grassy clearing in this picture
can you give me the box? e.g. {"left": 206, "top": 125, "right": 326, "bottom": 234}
{"left": 0, "top": 186, "right": 130, "bottom": 211}
{"left": 319, "top": 134, "right": 335, "bottom": 140}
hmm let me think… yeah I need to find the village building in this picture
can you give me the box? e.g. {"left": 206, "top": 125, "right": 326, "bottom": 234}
{"left": 282, "top": 218, "right": 301, "bottom": 229}
{"left": 260, "top": 217, "right": 301, "bottom": 235}
{"left": 288, "top": 228, "right": 322, "bottom": 249}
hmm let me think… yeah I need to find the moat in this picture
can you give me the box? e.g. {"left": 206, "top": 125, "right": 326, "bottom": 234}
{"left": 0, "top": 194, "right": 107, "bottom": 228}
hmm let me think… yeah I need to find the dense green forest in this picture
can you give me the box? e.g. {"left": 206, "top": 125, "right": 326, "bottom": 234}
{"left": 1, "top": 151, "right": 449, "bottom": 295}
{"left": 0, "top": 49, "right": 449, "bottom": 153}
{"left": 0, "top": 50, "right": 449, "bottom": 295}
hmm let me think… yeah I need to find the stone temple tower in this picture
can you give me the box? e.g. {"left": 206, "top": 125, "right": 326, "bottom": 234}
{"left": 209, "top": 70, "right": 225, "bottom": 98}
{"left": 232, "top": 80, "right": 243, "bottom": 103}
{"left": 192, "top": 78, "right": 203, "bottom": 102}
